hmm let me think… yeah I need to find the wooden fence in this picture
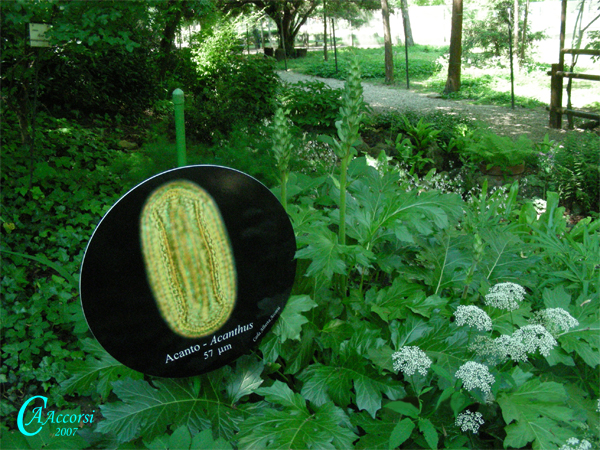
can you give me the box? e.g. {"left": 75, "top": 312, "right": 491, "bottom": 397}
{"left": 548, "top": 0, "right": 600, "bottom": 129}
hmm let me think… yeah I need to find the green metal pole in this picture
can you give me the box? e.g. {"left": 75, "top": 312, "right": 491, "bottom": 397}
{"left": 172, "top": 88, "right": 187, "bottom": 167}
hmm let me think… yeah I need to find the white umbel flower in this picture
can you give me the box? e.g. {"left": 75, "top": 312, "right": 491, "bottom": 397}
{"left": 455, "top": 361, "right": 495, "bottom": 394}
{"left": 531, "top": 308, "right": 579, "bottom": 335}
{"left": 454, "top": 305, "right": 493, "bottom": 331}
{"left": 455, "top": 410, "right": 485, "bottom": 434}
{"left": 471, "top": 334, "right": 528, "bottom": 364}
{"left": 558, "top": 437, "right": 592, "bottom": 450}
{"left": 392, "top": 346, "right": 432, "bottom": 376}
{"left": 512, "top": 324, "right": 558, "bottom": 357}
{"left": 484, "top": 282, "right": 526, "bottom": 311}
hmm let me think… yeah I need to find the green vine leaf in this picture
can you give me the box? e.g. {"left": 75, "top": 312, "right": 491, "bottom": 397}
{"left": 237, "top": 381, "right": 356, "bottom": 449}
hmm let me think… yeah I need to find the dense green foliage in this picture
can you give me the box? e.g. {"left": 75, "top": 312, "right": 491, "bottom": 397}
{"left": 279, "top": 45, "right": 444, "bottom": 81}
{"left": 548, "top": 132, "right": 600, "bottom": 215}
{"left": 463, "top": 0, "right": 547, "bottom": 63}
{"left": 1, "top": 2, "right": 599, "bottom": 448}
{"left": 188, "top": 16, "right": 280, "bottom": 141}
{"left": 2, "top": 61, "right": 599, "bottom": 448}
{"left": 279, "top": 81, "right": 345, "bottom": 130}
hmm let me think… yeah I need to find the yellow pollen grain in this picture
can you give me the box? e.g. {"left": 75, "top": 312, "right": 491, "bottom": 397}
{"left": 140, "top": 180, "right": 236, "bottom": 338}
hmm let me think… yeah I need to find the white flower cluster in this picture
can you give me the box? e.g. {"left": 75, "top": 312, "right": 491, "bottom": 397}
{"left": 512, "top": 324, "right": 558, "bottom": 357}
{"left": 532, "top": 198, "right": 547, "bottom": 219}
{"left": 484, "top": 282, "right": 526, "bottom": 311}
{"left": 531, "top": 308, "right": 579, "bottom": 335}
{"left": 454, "top": 305, "right": 493, "bottom": 331}
{"left": 470, "top": 334, "right": 528, "bottom": 364}
{"left": 455, "top": 361, "right": 495, "bottom": 394}
{"left": 455, "top": 410, "right": 485, "bottom": 434}
{"left": 558, "top": 437, "right": 592, "bottom": 450}
{"left": 392, "top": 346, "right": 432, "bottom": 376}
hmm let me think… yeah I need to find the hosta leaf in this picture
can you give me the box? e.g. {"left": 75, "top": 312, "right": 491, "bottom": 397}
{"left": 238, "top": 381, "right": 356, "bottom": 449}
{"left": 273, "top": 295, "right": 317, "bottom": 343}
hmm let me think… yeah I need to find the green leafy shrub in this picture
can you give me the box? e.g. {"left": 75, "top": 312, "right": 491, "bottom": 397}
{"left": 188, "top": 55, "right": 278, "bottom": 142}
{"left": 463, "top": 0, "right": 547, "bottom": 64}
{"left": 548, "top": 132, "right": 600, "bottom": 215}
{"left": 279, "top": 81, "right": 344, "bottom": 130}
{"left": 188, "top": 16, "right": 279, "bottom": 142}
{"left": 462, "top": 131, "right": 537, "bottom": 171}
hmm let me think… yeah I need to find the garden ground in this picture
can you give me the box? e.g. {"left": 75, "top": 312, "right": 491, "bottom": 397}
{"left": 278, "top": 70, "right": 587, "bottom": 143}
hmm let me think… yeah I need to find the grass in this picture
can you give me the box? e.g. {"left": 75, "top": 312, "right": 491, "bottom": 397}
{"left": 276, "top": 45, "right": 600, "bottom": 112}
{"left": 276, "top": 45, "right": 445, "bottom": 82}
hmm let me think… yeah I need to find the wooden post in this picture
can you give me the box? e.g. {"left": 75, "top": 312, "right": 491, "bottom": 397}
{"left": 549, "top": 64, "right": 563, "bottom": 129}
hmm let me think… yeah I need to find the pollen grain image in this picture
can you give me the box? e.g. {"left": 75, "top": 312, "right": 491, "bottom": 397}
{"left": 140, "top": 180, "right": 237, "bottom": 338}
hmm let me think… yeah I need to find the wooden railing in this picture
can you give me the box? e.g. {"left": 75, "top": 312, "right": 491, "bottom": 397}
{"left": 549, "top": 49, "right": 600, "bottom": 129}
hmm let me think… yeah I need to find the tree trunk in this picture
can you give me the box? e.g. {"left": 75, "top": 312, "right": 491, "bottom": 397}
{"left": 520, "top": 0, "right": 529, "bottom": 61}
{"left": 159, "top": 0, "right": 183, "bottom": 78}
{"left": 323, "top": 3, "right": 328, "bottom": 61}
{"left": 512, "top": 0, "right": 519, "bottom": 64}
{"left": 444, "top": 0, "right": 463, "bottom": 93}
{"left": 400, "top": 0, "right": 415, "bottom": 46}
{"left": 381, "top": 0, "right": 394, "bottom": 84}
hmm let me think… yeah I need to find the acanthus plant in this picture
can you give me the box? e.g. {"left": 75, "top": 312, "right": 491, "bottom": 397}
{"left": 11, "top": 63, "right": 598, "bottom": 450}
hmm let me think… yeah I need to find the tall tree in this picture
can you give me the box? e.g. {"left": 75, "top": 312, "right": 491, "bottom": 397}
{"left": 397, "top": 0, "right": 415, "bottom": 46}
{"left": 156, "top": 0, "right": 215, "bottom": 78}
{"left": 323, "top": 0, "right": 329, "bottom": 61}
{"left": 444, "top": 0, "right": 462, "bottom": 93}
{"left": 220, "top": 0, "right": 319, "bottom": 54}
{"left": 381, "top": 0, "right": 394, "bottom": 83}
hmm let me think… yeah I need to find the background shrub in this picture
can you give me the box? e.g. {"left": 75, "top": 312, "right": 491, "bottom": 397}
{"left": 549, "top": 132, "right": 600, "bottom": 215}
{"left": 279, "top": 81, "right": 344, "bottom": 131}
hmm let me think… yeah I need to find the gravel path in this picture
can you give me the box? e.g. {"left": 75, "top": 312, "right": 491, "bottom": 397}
{"left": 278, "top": 70, "right": 567, "bottom": 143}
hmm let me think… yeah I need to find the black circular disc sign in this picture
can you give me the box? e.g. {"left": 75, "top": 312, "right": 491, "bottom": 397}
{"left": 80, "top": 166, "right": 296, "bottom": 377}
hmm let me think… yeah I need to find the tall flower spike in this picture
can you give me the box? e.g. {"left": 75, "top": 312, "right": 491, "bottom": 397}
{"left": 455, "top": 361, "right": 495, "bottom": 394}
{"left": 455, "top": 410, "right": 485, "bottom": 434}
{"left": 484, "top": 282, "right": 526, "bottom": 311}
{"left": 454, "top": 305, "right": 493, "bottom": 331}
{"left": 392, "top": 346, "right": 432, "bottom": 376}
